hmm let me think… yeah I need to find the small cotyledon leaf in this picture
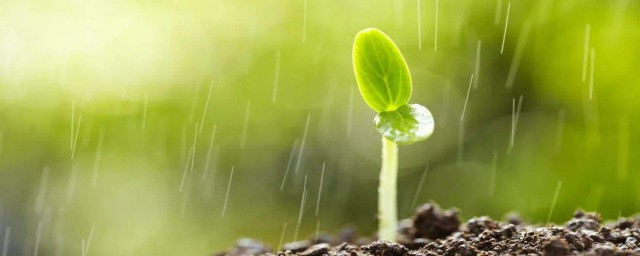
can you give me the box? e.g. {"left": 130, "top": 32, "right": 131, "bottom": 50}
{"left": 352, "top": 28, "right": 412, "bottom": 113}
{"left": 374, "top": 104, "right": 434, "bottom": 145}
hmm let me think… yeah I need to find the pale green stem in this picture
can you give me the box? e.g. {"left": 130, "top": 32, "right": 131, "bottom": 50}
{"left": 379, "top": 136, "right": 398, "bottom": 241}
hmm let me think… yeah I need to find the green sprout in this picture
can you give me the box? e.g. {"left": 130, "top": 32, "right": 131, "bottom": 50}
{"left": 352, "top": 28, "right": 435, "bottom": 241}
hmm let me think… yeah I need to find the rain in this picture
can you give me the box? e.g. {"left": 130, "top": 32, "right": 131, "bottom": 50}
{"left": 0, "top": 0, "right": 637, "bottom": 255}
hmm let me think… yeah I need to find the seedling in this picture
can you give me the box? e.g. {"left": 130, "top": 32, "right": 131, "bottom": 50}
{"left": 352, "top": 28, "right": 434, "bottom": 241}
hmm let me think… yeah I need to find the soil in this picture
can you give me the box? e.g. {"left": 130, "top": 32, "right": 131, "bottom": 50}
{"left": 216, "top": 203, "right": 640, "bottom": 256}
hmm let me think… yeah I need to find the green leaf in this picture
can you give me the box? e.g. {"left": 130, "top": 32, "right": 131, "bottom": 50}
{"left": 374, "top": 104, "right": 434, "bottom": 145}
{"left": 352, "top": 28, "right": 412, "bottom": 113}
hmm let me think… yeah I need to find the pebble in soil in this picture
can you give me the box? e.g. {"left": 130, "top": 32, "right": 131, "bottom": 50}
{"left": 216, "top": 203, "right": 640, "bottom": 256}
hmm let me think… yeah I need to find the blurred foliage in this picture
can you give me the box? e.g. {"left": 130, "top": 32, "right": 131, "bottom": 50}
{"left": 0, "top": 0, "right": 639, "bottom": 255}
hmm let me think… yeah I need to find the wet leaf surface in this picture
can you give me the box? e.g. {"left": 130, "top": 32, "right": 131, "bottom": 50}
{"left": 352, "top": 28, "right": 412, "bottom": 113}
{"left": 374, "top": 104, "right": 434, "bottom": 145}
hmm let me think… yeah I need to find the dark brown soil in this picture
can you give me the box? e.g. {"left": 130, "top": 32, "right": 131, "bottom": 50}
{"left": 216, "top": 203, "right": 640, "bottom": 256}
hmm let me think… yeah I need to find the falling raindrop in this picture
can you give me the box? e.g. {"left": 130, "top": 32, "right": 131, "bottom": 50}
{"left": 70, "top": 100, "right": 75, "bottom": 150}
{"left": 494, "top": 0, "right": 503, "bottom": 25}
{"left": 409, "top": 164, "right": 429, "bottom": 211}
{"left": 277, "top": 222, "right": 288, "bottom": 252}
{"left": 500, "top": 2, "right": 511, "bottom": 54}
{"left": 434, "top": 0, "right": 439, "bottom": 51}
{"left": 179, "top": 146, "right": 194, "bottom": 193}
{"left": 294, "top": 114, "right": 311, "bottom": 174}
{"left": 505, "top": 21, "right": 532, "bottom": 89}
{"left": 582, "top": 24, "right": 591, "bottom": 82}
{"left": 417, "top": 0, "right": 422, "bottom": 51}
{"left": 302, "top": 0, "right": 308, "bottom": 44}
{"left": 33, "top": 220, "right": 43, "bottom": 256}
{"left": 508, "top": 95, "right": 523, "bottom": 154}
{"left": 35, "top": 167, "right": 50, "bottom": 213}
{"left": 187, "top": 83, "right": 200, "bottom": 124}
{"left": 489, "top": 151, "right": 498, "bottom": 197}
{"left": 293, "top": 174, "right": 308, "bottom": 242}
{"left": 82, "top": 225, "right": 94, "bottom": 256}
{"left": 546, "top": 181, "right": 562, "bottom": 224}
{"left": 221, "top": 166, "right": 235, "bottom": 217}
{"left": 142, "top": 94, "right": 148, "bottom": 129}
{"left": 66, "top": 165, "right": 79, "bottom": 203}
{"left": 190, "top": 124, "right": 198, "bottom": 172}
{"left": 71, "top": 115, "right": 82, "bottom": 160}
{"left": 2, "top": 227, "right": 10, "bottom": 256}
{"left": 457, "top": 119, "right": 465, "bottom": 164}
{"left": 199, "top": 81, "right": 214, "bottom": 133}
{"left": 203, "top": 124, "right": 218, "bottom": 180}
{"left": 589, "top": 48, "right": 596, "bottom": 100}
{"left": 473, "top": 41, "right": 482, "bottom": 89}
{"left": 461, "top": 73, "right": 474, "bottom": 121}
{"left": 272, "top": 52, "right": 281, "bottom": 103}
{"left": 280, "top": 140, "right": 300, "bottom": 191}
{"left": 180, "top": 183, "right": 191, "bottom": 218}
{"left": 315, "top": 162, "right": 325, "bottom": 216}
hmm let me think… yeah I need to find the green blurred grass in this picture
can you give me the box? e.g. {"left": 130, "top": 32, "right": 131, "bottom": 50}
{"left": 0, "top": 0, "right": 639, "bottom": 255}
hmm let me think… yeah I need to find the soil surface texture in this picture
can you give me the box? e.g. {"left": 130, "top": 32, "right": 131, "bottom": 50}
{"left": 216, "top": 203, "right": 640, "bottom": 256}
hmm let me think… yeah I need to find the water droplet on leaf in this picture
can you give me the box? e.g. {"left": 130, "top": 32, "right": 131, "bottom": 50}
{"left": 374, "top": 104, "right": 434, "bottom": 145}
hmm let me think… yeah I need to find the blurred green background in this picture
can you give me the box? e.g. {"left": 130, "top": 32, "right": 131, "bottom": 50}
{"left": 0, "top": 0, "right": 639, "bottom": 255}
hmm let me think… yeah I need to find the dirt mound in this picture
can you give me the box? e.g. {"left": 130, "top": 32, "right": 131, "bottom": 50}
{"left": 217, "top": 203, "right": 640, "bottom": 256}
